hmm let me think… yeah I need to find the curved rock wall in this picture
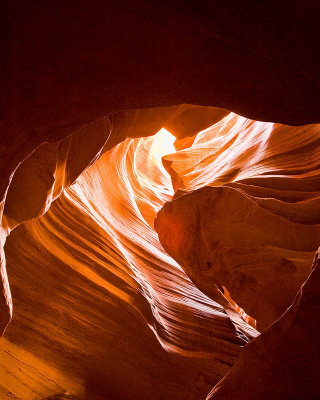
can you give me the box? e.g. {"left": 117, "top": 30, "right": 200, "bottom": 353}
{"left": 207, "top": 253, "right": 320, "bottom": 400}
{"left": 0, "top": 105, "right": 227, "bottom": 334}
{"left": 2, "top": 127, "right": 256, "bottom": 399}
{"left": 1, "top": 2, "right": 320, "bottom": 398}
{"left": 155, "top": 114, "right": 320, "bottom": 398}
{"left": 156, "top": 113, "right": 320, "bottom": 330}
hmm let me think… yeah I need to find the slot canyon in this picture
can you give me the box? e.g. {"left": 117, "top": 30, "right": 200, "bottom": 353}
{"left": 1, "top": 2, "right": 320, "bottom": 400}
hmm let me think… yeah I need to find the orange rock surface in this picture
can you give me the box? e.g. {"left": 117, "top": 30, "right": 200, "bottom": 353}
{"left": 155, "top": 114, "right": 320, "bottom": 398}
{"left": 1, "top": 2, "right": 320, "bottom": 399}
{"left": 2, "top": 109, "right": 320, "bottom": 399}
{"left": 2, "top": 127, "right": 256, "bottom": 399}
{"left": 156, "top": 114, "right": 320, "bottom": 330}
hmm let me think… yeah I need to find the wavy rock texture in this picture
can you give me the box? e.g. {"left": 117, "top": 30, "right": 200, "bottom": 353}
{"left": 207, "top": 252, "right": 320, "bottom": 400}
{"left": 2, "top": 109, "right": 320, "bottom": 399}
{"left": 156, "top": 113, "right": 320, "bottom": 331}
{"left": 0, "top": 105, "right": 228, "bottom": 334}
{"left": 2, "top": 128, "right": 257, "bottom": 399}
{"left": 1, "top": 3, "right": 320, "bottom": 399}
{"left": 1, "top": 0, "right": 319, "bottom": 342}
{"left": 2, "top": 0, "right": 320, "bottom": 252}
{"left": 155, "top": 114, "right": 320, "bottom": 398}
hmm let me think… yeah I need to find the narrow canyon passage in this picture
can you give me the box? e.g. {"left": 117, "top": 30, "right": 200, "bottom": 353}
{"left": 1, "top": 112, "right": 320, "bottom": 399}
{"left": 1, "top": 123, "right": 253, "bottom": 399}
{"left": 2, "top": 3, "right": 320, "bottom": 399}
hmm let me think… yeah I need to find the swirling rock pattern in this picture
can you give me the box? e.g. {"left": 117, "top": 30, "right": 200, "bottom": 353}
{"left": 207, "top": 252, "right": 320, "bottom": 400}
{"left": 1, "top": 3, "right": 320, "bottom": 398}
{"left": 155, "top": 114, "right": 320, "bottom": 398}
{"left": 156, "top": 114, "right": 320, "bottom": 330}
{"left": 0, "top": 105, "right": 228, "bottom": 334}
{"left": 1, "top": 108, "right": 320, "bottom": 399}
{"left": 2, "top": 128, "right": 256, "bottom": 399}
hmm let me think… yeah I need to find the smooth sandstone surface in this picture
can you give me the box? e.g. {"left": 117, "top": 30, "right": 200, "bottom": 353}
{"left": 207, "top": 252, "right": 320, "bottom": 400}
{"left": 155, "top": 114, "right": 320, "bottom": 399}
{"left": 2, "top": 129, "right": 256, "bottom": 399}
{"left": 0, "top": 105, "right": 228, "bottom": 334}
{"left": 1, "top": 1, "right": 320, "bottom": 331}
{"left": 1, "top": 2, "right": 320, "bottom": 399}
{"left": 156, "top": 114, "right": 320, "bottom": 330}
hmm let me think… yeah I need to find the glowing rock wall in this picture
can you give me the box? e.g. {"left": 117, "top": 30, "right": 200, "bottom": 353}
{"left": 1, "top": 3, "right": 320, "bottom": 398}
{"left": 2, "top": 111, "right": 320, "bottom": 399}
{"left": 2, "top": 126, "right": 256, "bottom": 399}
{"left": 156, "top": 114, "right": 320, "bottom": 330}
{"left": 155, "top": 114, "right": 320, "bottom": 399}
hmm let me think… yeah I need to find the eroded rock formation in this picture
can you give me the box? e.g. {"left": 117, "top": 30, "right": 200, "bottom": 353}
{"left": 2, "top": 109, "right": 320, "bottom": 399}
{"left": 155, "top": 114, "right": 320, "bottom": 398}
{"left": 0, "top": 105, "right": 228, "bottom": 334}
{"left": 1, "top": 2, "right": 320, "bottom": 399}
{"left": 2, "top": 127, "right": 256, "bottom": 399}
{"left": 207, "top": 252, "right": 320, "bottom": 400}
{"left": 156, "top": 114, "right": 320, "bottom": 330}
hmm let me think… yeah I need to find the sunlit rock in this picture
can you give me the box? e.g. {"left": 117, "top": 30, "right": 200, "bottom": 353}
{"left": 1, "top": 3, "right": 320, "bottom": 397}
{"left": 156, "top": 115, "right": 320, "bottom": 330}
{"left": 1, "top": 127, "right": 256, "bottom": 399}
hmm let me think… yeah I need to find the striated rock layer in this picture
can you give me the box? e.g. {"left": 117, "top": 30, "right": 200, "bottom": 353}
{"left": 207, "top": 252, "right": 320, "bottom": 400}
{"left": 0, "top": 105, "right": 228, "bottom": 334}
{"left": 156, "top": 113, "right": 320, "bottom": 330}
{"left": 1, "top": 106, "right": 320, "bottom": 399}
{"left": 1, "top": 3, "right": 320, "bottom": 398}
{"left": 2, "top": 128, "right": 256, "bottom": 399}
{"left": 155, "top": 114, "right": 320, "bottom": 398}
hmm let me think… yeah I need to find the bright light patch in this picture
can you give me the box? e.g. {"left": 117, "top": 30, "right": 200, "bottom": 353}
{"left": 148, "top": 128, "right": 176, "bottom": 175}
